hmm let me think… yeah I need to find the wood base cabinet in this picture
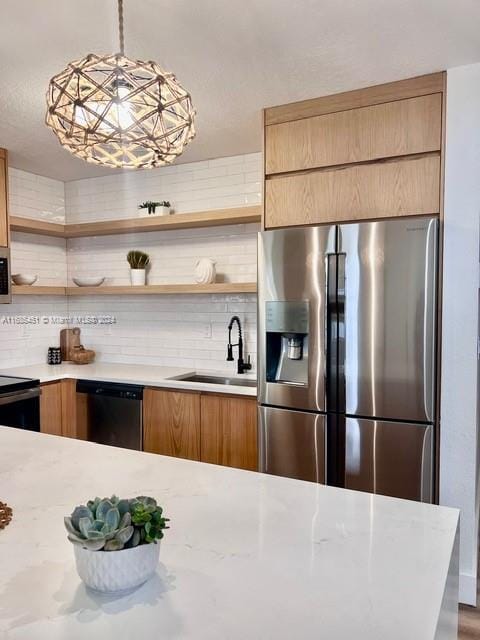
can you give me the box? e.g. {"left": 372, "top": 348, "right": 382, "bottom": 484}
{"left": 39, "top": 382, "right": 63, "bottom": 436}
{"left": 200, "top": 395, "right": 258, "bottom": 471}
{"left": 143, "top": 388, "right": 201, "bottom": 461}
{"left": 143, "top": 388, "right": 258, "bottom": 471}
{"left": 40, "top": 380, "right": 87, "bottom": 439}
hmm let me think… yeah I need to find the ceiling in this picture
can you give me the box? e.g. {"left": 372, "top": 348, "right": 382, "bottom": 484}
{"left": 1, "top": 0, "right": 480, "bottom": 182}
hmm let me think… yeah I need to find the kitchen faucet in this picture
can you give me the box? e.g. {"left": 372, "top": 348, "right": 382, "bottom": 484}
{"left": 227, "top": 315, "right": 252, "bottom": 374}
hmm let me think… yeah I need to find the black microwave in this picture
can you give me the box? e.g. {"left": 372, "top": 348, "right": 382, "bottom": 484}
{"left": 0, "top": 247, "right": 11, "bottom": 303}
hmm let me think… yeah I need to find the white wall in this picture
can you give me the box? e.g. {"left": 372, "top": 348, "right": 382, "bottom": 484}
{"left": 441, "top": 63, "right": 480, "bottom": 605}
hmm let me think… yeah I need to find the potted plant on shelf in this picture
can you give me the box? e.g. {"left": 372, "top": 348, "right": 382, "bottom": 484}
{"left": 127, "top": 250, "right": 150, "bottom": 286}
{"left": 138, "top": 200, "right": 171, "bottom": 217}
{"left": 65, "top": 495, "right": 169, "bottom": 594}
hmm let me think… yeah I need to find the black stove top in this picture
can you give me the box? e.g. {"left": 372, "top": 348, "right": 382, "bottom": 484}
{"left": 0, "top": 376, "right": 40, "bottom": 394}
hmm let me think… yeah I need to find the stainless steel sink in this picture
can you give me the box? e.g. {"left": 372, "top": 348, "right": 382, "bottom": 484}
{"left": 172, "top": 374, "right": 257, "bottom": 388}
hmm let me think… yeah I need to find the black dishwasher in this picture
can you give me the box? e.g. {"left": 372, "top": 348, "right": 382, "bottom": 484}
{"left": 76, "top": 380, "right": 144, "bottom": 450}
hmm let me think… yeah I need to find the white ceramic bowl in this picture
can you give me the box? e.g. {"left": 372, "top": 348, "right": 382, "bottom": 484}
{"left": 11, "top": 273, "right": 38, "bottom": 285}
{"left": 74, "top": 542, "right": 160, "bottom": 594}
{"left": 72, "top": 277, "right": 105, "bottom": 287}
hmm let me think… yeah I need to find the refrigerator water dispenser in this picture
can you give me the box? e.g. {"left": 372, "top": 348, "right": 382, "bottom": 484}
{"left": 265, "top": 301, "right": 309, "bottom": 385}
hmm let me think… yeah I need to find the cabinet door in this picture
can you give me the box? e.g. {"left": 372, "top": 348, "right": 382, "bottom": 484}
{"left": 62, "top": 379, "right": 87, "bottom": 440}
{"left": 40, "top": 379, "right": 87, "bottom": 439}
{"left": 143, "top": 388, "right": 201, "bottom": 461}
{"left": 265, "top": 94, "right": 442, "bottom": 175}
{"left": 40, "top": 382, "right": 63, "bottom": 436}
{"left": 0, "top": 150, "right": 8, "bottom": 247}
{"left": 200, "top": 395, "right": 258, "bottom": 471}
{"left": 265, "top": 155, "right": 440, "bottom": 228}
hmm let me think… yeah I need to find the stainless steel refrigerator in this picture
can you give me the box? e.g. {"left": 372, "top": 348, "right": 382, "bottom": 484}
{"left": 258, "top": 217, "right": 437, "bottom": 502}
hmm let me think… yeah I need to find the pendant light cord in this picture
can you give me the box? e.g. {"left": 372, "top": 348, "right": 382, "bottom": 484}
{"left": 118, "top": 0, "right": 125, "bottom": 55}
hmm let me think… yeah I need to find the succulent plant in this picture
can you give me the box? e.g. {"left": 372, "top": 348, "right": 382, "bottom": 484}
{"left": 65, "top": 495, "right": 169, "bottom": 552}
{"left": 127, "top": 250, "right": 150, "bottom": 269}
{"left": 138, "top": 200, "right": 170, "bottom": 214}
{"left": 130, "top": 496, "right": 169, "bottom": 544}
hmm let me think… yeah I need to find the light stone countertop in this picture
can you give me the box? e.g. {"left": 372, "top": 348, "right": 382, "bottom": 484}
{"left": 0, "top": 362, "right": 257, "bottom": 397}
{"left": 0, "top": 427, "right": 459, "bottom": 640}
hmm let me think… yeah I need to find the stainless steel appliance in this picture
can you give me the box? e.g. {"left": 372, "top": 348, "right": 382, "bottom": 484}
{"left": 258, "top": 217, "right": 437, "bottom": 502}
{"left": 76, "top": 380, "right": 143, "bottom": 450}
{"left": 0, "top": 376, "right": 40, "bottom": 430}
{"left": 0, "top": 247, "right": 11, "bottom": 303}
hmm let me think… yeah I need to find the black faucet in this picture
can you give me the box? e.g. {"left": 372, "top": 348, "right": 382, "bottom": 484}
{"left": 227, "top": 315, "right": 252, "bottom": 374}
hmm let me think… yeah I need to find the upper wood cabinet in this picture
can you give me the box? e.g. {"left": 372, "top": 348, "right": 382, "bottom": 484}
{"left": 143, "top": 388, "right": 201, "bottom": 461}
{"left": 265, "top": 155, "right": 440, "bottom": 228}
{"left": 263, "top": 72, "right": 445, "bottom": 228}
{"left": 0, "top": 149, "right": 9, "bottom": 247}
{"left": 265, "top": 94, "right": 442, "bottom": 175}
{"left": 200, "top": 394, "right": 258, "bottom": 471}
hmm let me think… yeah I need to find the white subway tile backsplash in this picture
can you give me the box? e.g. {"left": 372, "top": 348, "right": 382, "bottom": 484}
{"left": 9, "top": 168, "right": 66, "bottom": 222}
{"left": 5, "top": 153, "right": 259, "bottom": 371}
{"left": 11, "top": 232, "right": 67, "bottom": 286}
{"left": 65, "top": 289, "right": 257, "bottom": 372}
{"left": 65, "top": 152, "right": 261, "bottom": 221}
{"left": 0, "top": 298, "right": 69, "bottom": 368}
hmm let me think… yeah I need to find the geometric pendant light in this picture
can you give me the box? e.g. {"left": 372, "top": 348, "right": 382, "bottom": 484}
{"left": 45, "top": 0, "right": 195, "bottom": 169}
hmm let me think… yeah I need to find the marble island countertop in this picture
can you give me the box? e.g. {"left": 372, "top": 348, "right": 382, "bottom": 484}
{"left": 0, "top": 362, "right": 257, "bottom": 397}
{"left": 0, "top": 427, "right": 459, "bottom": 639}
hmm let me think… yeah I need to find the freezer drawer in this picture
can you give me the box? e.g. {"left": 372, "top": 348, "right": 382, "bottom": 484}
{"left": 345, "top": 417, "right": 433, "bottom": 502}
{"left": 258, "top": 405, "right": 326, "bottom": 483}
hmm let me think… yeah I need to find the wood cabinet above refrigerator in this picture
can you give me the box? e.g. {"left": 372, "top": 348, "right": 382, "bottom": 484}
{"left": 0, "top": 149, "right": 9, "bottom": 247}
{"left": 263, "top": 72, "right": 445, "bottom": 229}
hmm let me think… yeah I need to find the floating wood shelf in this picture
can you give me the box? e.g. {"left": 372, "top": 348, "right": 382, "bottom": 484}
{"left": 67, "top": 206, "right": 261, "bottom": 237}
{"left": 9, "top": 217, "right": 66, "bottom": 238}
{"left": 66, "top": 283, "right": 257, "bottom": 296}
{"left": 11, "top": 283, "right": 256, "bottom": 296}
{"left": 12, "top": 285, "right": 66, "bottom": 295}
{"left": 9, "top": 205, "right": 262, "bottom": 239}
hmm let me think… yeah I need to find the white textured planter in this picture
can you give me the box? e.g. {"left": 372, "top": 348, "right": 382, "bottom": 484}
{"left": 74, "top": 543, "right": 160, "bottom": 594}
{"left": 130, "top": 269, "right": 146, "bottom": 286}
{"left": 138, "top": 206, "right": 171, "bottom": 218}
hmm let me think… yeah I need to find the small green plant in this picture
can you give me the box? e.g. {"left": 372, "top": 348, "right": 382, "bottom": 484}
{"left": 127, "top": 250, "right": 150, "bottom": 269}
{"left": 65, "top": 495, "right": 169, "bottom": 552}
{"left": 138, "top": 200, "right": 170, "bottom": 214}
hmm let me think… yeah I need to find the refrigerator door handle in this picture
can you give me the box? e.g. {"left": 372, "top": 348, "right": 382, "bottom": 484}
{"left": 337, "top": 253, "right": 346, "bottom": 413}
{"left": 326, "top": 254, "right": 338, "bottom": 412}
{"left": 326, "top": 253, "right": 346, "bottom": 414}
{"left": 423, "top": 219, "right": 437, "bottom": 423}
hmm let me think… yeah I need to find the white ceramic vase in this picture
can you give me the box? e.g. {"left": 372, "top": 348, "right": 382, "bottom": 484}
{"left": 130, "top": 269, "right": 146, "bottom": 286}
{"left": 74, "top": 543, "right": 160, "bottom": 594}
{"left": 194, "top": 258, "right": 216, "bottom": 284}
